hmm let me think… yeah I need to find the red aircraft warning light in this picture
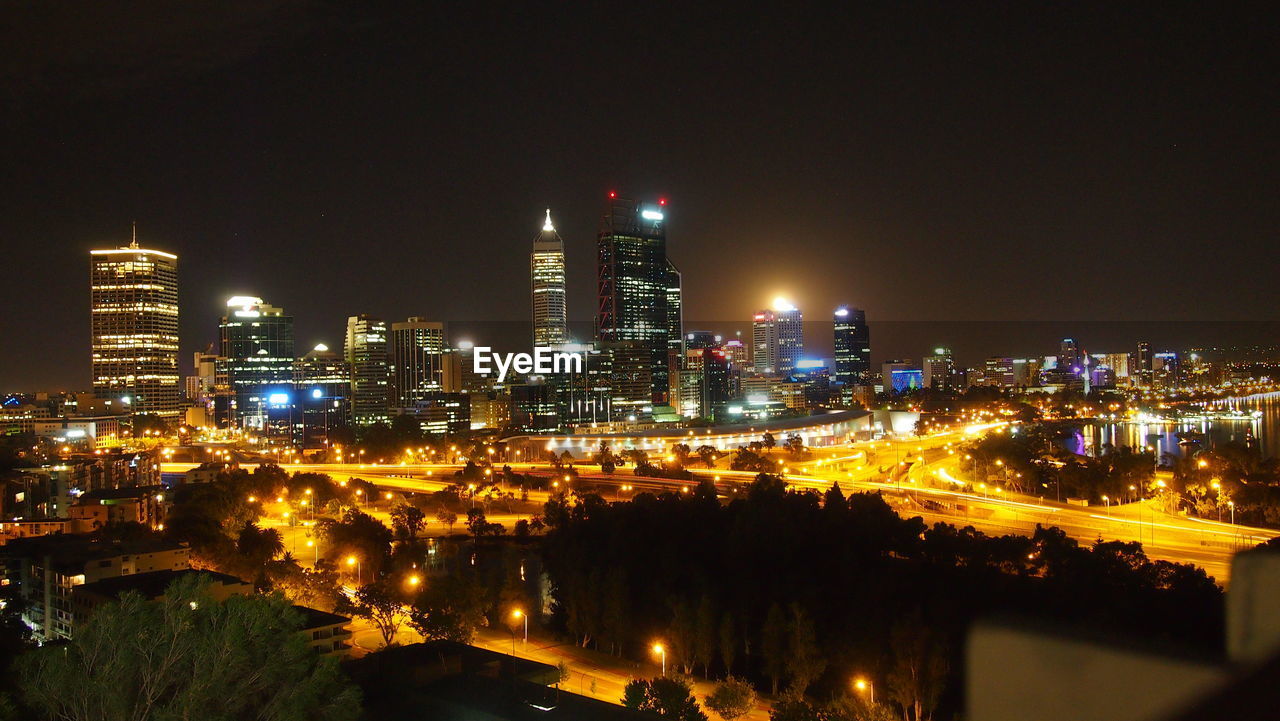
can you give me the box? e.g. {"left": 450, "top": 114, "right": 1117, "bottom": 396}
{"left": 608, "top": 190, "right": 617, "bottom": 199}
{"left": 658, "top": 198, "right": 667, "bottom": 206}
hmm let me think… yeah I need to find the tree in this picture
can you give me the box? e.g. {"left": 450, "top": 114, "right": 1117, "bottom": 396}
{"left": 236, "top": 522, "right": 284, "bottom": 567}
{"left": 761, "top": 602, "right": 788, "bottom": 694}
{"left": 696, "top": 445, "right": 720, "bottom": 469}
{"left": 389, "top": 503, "right": 426, "bottom": 540}
{"left": 784, "top": 434, "right": 805, "bottom": 457}
{"left": 785, "top": 603, "right": 826, "bottom": 696}
{"left": 17, "top": 575, "right": 359, "bottom": 721}
{"left": 343, "top": 579, "right": 409, "bottom": 647}
{"left": 622, "top": 678, "right": 709, "bottom": 721}
{"left": 884, "top": 614, "right": 948, "bottom": 721}
{"left": 409, "top": 571, "right": 488, "bottom": 643}
{"left": 694, "top": 594, "right": 717, "bottom": 676}
{"left": 704, "top": 677, "right": 756, "bottom": 721}
{"left": 718, "top": 613, "right": 736, "bottom": 676}
{"left": 436, "top": 508, "right": 458, "bottom": 534}
{"left": 595, "top": 442, "right": 616, "bottom": 474}
{"left": 762, "top": 431, "right": 776, "bottom": 454}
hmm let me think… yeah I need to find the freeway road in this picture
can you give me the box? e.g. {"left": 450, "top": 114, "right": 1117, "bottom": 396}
{"left": 161, "top": 426, "right": 1276, "bottom": 584}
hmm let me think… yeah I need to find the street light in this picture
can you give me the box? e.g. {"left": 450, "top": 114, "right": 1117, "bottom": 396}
{"left": 854, "top": 677, "right": 875, "bottom": 704}
{"left": 653, "top": 643, "right": 666, "bottom": 677}
{"left": 346, "top": 555, "right": 361, "bottom": 584}
{"left": 512, "top": 608, "right": 528, "bottom": 650}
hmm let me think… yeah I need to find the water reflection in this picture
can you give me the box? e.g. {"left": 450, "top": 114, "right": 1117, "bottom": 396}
{"left": 1061, "top": 391, "right": 1278, "bottom": 459}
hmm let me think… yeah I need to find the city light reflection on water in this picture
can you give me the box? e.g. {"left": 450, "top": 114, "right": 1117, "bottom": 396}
{"left": 1062, "top": 391, "right": 1280, "bottom": 459}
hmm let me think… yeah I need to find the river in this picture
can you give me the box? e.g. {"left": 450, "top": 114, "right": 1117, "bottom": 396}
{"left": 1060, "top": 391, "right": 1280, "bottom": 460}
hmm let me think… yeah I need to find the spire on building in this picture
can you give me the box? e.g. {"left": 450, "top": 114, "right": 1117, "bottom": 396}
{"left": 543, "top": 208, "right": 555, "bottom": 232}
{"left": 130, "top": 221, "right": 139, "bottom": 249}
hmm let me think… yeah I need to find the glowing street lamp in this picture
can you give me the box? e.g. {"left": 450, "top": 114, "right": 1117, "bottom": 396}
{"left": 652, "top": 643, "right": 666, "bottom": 677}
{"left": 512, "top": 608, "right": 528, "bottom": 649}
{"left": 854, "top": 677, "right": 875, "bottom": 704}
{"left": 346, "top": 555, "right": 361, "bottom": 584}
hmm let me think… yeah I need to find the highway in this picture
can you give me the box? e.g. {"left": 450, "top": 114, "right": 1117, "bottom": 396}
{"left": 160, "top": 424, "right": 1276, "bottom": 584}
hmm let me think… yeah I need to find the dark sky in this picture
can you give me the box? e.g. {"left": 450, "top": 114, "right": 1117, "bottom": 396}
{"left": 1, "top": 2, "right": 1276, "bottom": 390}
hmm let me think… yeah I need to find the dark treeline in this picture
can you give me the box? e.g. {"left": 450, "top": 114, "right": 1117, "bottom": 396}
{"left": 541, "top": 476, "right": 1223, "bottom": 717}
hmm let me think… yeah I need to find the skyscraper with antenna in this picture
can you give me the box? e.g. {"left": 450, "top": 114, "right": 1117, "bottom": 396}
{"left": 531, "top": 208, "right": 568, "bottom": 346}
{"left": 89, "top": 224, "right": 181, "bottom": 422}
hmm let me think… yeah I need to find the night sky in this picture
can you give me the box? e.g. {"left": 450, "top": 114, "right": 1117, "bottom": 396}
{"left": 2, "top": 2, "right": 1276, "bottom": 390}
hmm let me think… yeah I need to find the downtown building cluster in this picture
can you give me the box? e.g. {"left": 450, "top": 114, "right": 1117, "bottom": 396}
{"left": 64, "top": 199, "right": 1219, "bottom": 452}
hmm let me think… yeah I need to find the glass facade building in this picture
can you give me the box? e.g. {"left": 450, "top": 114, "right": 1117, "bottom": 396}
{"left": 89, "top": 242, "right": 181, "bottom": 421}
{"left": 595, "top": 196, "right": 679, "bottom": 402}
{"left": 531, "top": 210, "right": 569, "bottom": 346}
{"left": 218, "top": 296, "right": 295, "bottom": 429}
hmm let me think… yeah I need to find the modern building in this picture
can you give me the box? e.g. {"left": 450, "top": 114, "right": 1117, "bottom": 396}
{"left": 531, "top": 209, "right": 569, "bottom": 346}
{"left": 293, "top": 343, "right": 351, "bottom": 447}
{"left": 753, "top": 300, "right": 803, "bottom": 377}
{"left": 390, "top": 318, "right": 446, "bottom": 410}
{"left": 982, "top": 357, "right": 1017, "bottom": 387}
{"left": 1059, "top": 338, "right": 1083, "bottom": 373}
{"left": 345, "top": 315, "right": 390, "bottom": 426}
{"left": 832, "top": 306, "right": 871, "bottom": 385}
{"left": 923, "top": 348, "right": 955, "bottom": 390}
{"left": 218, "top": 296, "right": 295, "bottom": 429}
{"left": 89, "top": 233, "right": 181, "bottom": 422}
{"left": 666, "top": 259, "right": 683, "bottom": 362}
{"left": 1135, "top": 341, "right": 1153, "bottom": 387}
{"left": 882, "top": 360, "right": 923, "bottom": 394}
{"left": 594, "top": 195, "right": 678, "bottom": 401}
{"left": 674, "top": 347, "right": 735, "bottom": 420}
{"left": 1, "top": 535, "right": 190, "bottom": 641}
{"left": 554, "top": 343, "right": 614, "bottom": 427}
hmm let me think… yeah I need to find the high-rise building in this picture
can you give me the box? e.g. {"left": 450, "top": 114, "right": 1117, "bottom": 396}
{"left": 345, "top": 315, "right": 389, "bottom": 426}
{"left": 293, "top": 343, "right": 351, "bottom": 447}
{"left": 219, "top": 296, "right": 294, "bottom": 429}
{"left": 882, "top": 360, "right": 923, "bottom": 393}
{"left": 595, "top": 194, "right": 677, "bottom": 400}
{"left": 89, "top": 233, "right": 181, "bottom": 421}
{"left": 666, "top": 259, "right": 683, "bottom": 360}
{"left": 1135, "top": 341, "right": 1153, "bottom": 387}
{"left": 674, "top": 348, "right": 734, "bottom": 420}
{"left": 923, "top": 348, "right": 955, "bottom": 390}
{"left": 832, "top": 306, "right": 871, "bottom": 385}
{"left": 753, "top": 299, "right": 803, "bottom": 376}
{"left": 1059, "top": 338, "right": 1083, "bottom": 372}
{"left": 752, "top": 311, "right": 779, "bottom": 375}
{"left": 389, "top": 318, "right": 446, "bottom": 410}
{"left": 983, "top": 357, "right": 1016, "bottom": 387}
{"left": 531, "top": 209, "right": 569, "bottom": 346}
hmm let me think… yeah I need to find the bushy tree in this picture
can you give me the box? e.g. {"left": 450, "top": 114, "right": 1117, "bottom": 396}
{"left": 17, "top": 576, "right": 359, "bottom": 721}
{"left": 622, "top": 677, "right": 708, "bottom": 721}
{"left": 704, "top": 677, "right": 756, "bottom": 720}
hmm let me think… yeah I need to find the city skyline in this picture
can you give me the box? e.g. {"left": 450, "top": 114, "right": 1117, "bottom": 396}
{"left": 2, "top": 3, "right": 1276, "bottom": 389}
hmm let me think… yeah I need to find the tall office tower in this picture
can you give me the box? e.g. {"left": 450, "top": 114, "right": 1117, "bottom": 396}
{"left": 832, "top": 306, "right": 872, "bottom": 385}
{"left": 531, "top": 209, "right": 569, "bottom": 346}
{"left": 554, "top": 342, "right": 613, "bottom": 426}
{"left": 752, "top": 311, "right": 779, "bottom": 374}
{"left": 666, "top": 260, "right": 683, "bottom": 359}
{"left": 89, "top": 232, "right": 181, "bottom": 421}
{"left": 753, "top": 298, "right": 803, "bottom": 376}
{"left": 293, "top": 343, "right": 351, "bottom": 447}
{"left": 923, "top": 347, "right": 955, "bottom": 390}
{"left": 674, "top": 347, "right": 733, "bottom": 421}
{"left": 219, "top": 296, "right": 294, "bottom": 428}
{"left": 594, "top": 194, "right": 676, "bottom": 400}
{"left": 1059, "top": 338, "right": 1083, "bottom": 371}
{"left": 390, "top": 318, "right": 446, "bottom": 410}
{"left": 1135, "top": 341, "right": 1153, "bottom": 387}
{"left": 722, "top": 338, "right": 748, "bottom": 368}
{"left": 345, "top": 315, "right": 389, "bottom": 426}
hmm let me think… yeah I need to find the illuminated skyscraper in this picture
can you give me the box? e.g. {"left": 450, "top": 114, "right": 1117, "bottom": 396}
{"left": 390, "top": 318, "right": 446, "bottom": 410}
{"left": 753, "top": 298, "right": 803, "bottom": 376}
{"left": 923, "top": 347, "right": 955, "bottom": 390}
{"left": 293, "top": 343, "right": 351, "bottom": 447}
{"left": 345, "top": 315, "right": 389, "bottom": 426}
{"left": 89, "top": 231, "right": 181, "bottom": 421}
{"left": 219, "top": 296, "right": 294, "bottom": 428}
{"left": 531, "top": 209, "right": 568, "bottom": 346}
{"left": 595, "top": 194, "right": 677, "bottom": 400}
{"left": 832, "top": 306, "right": 871, "bottom": 385}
